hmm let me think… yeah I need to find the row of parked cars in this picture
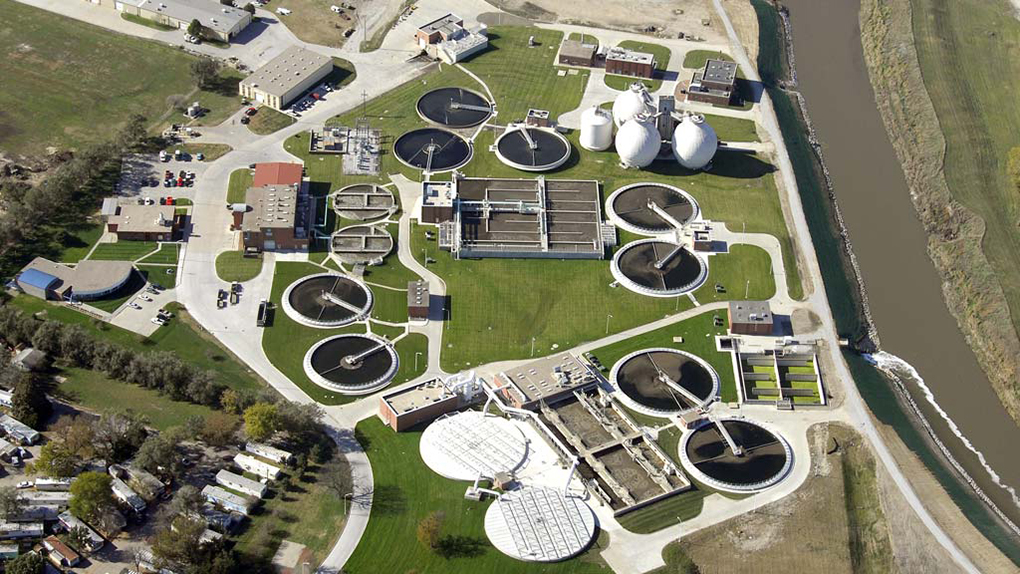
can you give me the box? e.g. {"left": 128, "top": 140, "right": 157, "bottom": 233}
{"left": 287, "top": 82, "right": 336, "bottom": 117}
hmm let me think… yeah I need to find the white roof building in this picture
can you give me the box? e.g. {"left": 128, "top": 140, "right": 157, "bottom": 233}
{"left": 245, "top": 442, "right": 293, "bottom": 464}
{"left": 202, "top": 485, "right": 254, "bottom": 515}
{"left": 215, "top": 469, "right": 267, "bottom": 499}
{"left": 233, "top": 453, "right": 282, "bottom": 480}
{"left": 0, "top": 414, "right": 40, "bottom": 445}
{"left": 110, "top": 478, "right": 146, "bottom": 513}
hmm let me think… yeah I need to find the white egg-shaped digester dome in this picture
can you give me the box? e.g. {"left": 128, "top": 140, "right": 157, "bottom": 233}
{"left": 672, "top": 114, "right": 719, "bottom": 170}
{"left": 580, "top": 106, "right": 613, "bottom": 151}
{"left": 612, "top": 83, "right": 654, "bottom": 128}
{"left": 616, "top": 114, "right": 661, "bottom": 168}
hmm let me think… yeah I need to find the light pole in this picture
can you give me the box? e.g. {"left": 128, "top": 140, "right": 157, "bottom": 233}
{"left": 343, "top": 492, "right": 353, "bottom": 514}
{"left": 530, "top": 337, "right": 536, "bottom": 357}
{"left": 605, "top": 313, "right": 613, "bottom": 334}
{"left": 745, "top": 279, "right": 750, "bottom": 299}
{"left": 414, "top": 351, "right": 422, "bottom": 371}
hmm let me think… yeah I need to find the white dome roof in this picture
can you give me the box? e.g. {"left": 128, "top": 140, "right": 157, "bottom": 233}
{"left": 581, "top": 106, "right": 612, "bottom": 126}
{"left": 616, "top": 115, "right": 661, "bottom": 168}
{"left": 612, "top": 83, "right": 654, "bottom": 128}
{"left": 672, "top": 115, "right": 718, "bottom": 170}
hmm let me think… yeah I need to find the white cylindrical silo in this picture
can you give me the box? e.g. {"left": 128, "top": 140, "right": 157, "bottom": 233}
{"left": 672, "top": 114, "right": 719, "bottom": 170}
{"left": 615, "top": 114, "right": 661, "bottom": 169}
{"left": 580, "top": 106, "right": 613, "bottom": 151}
{"left": 612, "top": 83, "right": 654, "bottom": 128}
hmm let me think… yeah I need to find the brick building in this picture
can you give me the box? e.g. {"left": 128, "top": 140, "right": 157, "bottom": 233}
{"left": 605, "top": 47, "right": 655, "bottom": 79}
{"left": 686, "top": 59, "right": 738, "bottom": 106}
{"left": 241, "top": 163, "right": 311, "bottom": 252}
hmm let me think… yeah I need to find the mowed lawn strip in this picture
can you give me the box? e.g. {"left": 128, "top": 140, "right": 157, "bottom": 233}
{"left": 216, "top": 251, "right": 264, "bottom": 282}
{"left": 89, "top": 242, "right": 159, "bottom": 261}
{"left": 227, "top": 168, "right": 254, "bottom": 204}
{"left": 343, "top": 418, "right": 611, "bottom": 574}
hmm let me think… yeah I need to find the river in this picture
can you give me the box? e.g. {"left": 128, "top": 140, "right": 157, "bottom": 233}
{"left": 782, "top": 0, "right": 1020, "bottom": 527}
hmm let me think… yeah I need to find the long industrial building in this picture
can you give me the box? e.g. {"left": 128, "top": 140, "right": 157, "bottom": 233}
{"left": 83, "top": 0, "right": 252, "bottom": 42}
{"left": 239, "top": 46, "right": 333, "bottom": 111}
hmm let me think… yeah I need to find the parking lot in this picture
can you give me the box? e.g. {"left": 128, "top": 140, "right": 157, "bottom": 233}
{"left": 117, "top": 152, "right": 212, "bottom": 204}
{"left": 109, "top": 282, "right": 178, "bottom": 337}
{"left": 283, "top": 80, "right": 339, "bottom": 118}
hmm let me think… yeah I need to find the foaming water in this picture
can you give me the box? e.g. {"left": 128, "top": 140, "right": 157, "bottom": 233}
{"left": 869, "top": 351, "right": 1020, "bottom": 536}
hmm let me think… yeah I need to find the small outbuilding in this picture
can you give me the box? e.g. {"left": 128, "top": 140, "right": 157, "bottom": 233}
{"left": 728, "top": 300, "right": 774, "bottom": 336}
{"left": 12, "top": 348, "right": 48, "bottom": 372}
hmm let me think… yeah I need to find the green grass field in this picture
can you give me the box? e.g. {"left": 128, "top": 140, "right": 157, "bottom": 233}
{"left": 120, "top": 12, "right": 175, "bottom": 31}
{"left": 55, "top": 222, "right": 104, "bottom": 263}
{"left": 215, "top": 251, "right": 264, "bottom": 282}
{"left": 88, "top": 241, "right": 159, "bottom": 262}
{"left": 0, "top": 0, "right": 245, "bottom": 155}
{"left": 138, "top": 243, "right": 180, "bottom": 265}
{"left": 704, "top": 114, "right": 760, "bottom": 142}
{"left": 343, "top": 418, "right": 610, "bottom": 574}
{"left": 9, "top": 297, "right": 263, "bottom": 393}
{"left": 693, "top": 245, "right": 775, "bottom": 304}
{"left": 604, "top": 40, "right": 671, "bottom": 92}
{"left": 247, "top": 107, "right": 296, "bottom": 135}
{"left": 261, "top": 262, "right": 426, "bottom": 405}
{"left": 683, "top": 50, "right": 734, "bottom": 70}
{"left": 909, "top": 0, "right": 1020, "bottom": 342}
{"left": 226, "top": 168, "right": 253, "bottom": 204}
{"left": 369, "top": 285, "right": 408, "bottom": 324}
{"left": 589, "top": 309, "right": 738, "bottom": 402}
{"left": 162, "top": 143, "right": 233, "bottom": 162}
{"left": 137, "top": 264, "right": 177, "bottom": 289}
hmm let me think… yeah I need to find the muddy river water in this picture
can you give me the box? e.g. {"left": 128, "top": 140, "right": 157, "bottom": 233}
{"left": 783, "top": 0, "right": 1020, "bottom": 525}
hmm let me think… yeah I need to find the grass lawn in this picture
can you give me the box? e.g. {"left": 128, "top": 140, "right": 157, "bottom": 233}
{"left": 704, "top": 114, "right": 760, "bottom": 142}
{"left": 261, "top": 262, "right": 425, "bottom": 405}
{"left": 162, "top": 143, "right": 233, "bottom": 162}
{"left": 88, "top": 241, "right": 159, "bottom": 262}
{"left": 343, "top": 418, "right": 611, "bottom": 574}
{"left": 226, "top": 168, "right": 253, "bottom": 204}
{"left": 247, "top": 107, "right": 296, "bottom": 135}
{"left": 57, "top": 367, "right": 216, "bottom": 430}
{"left": 0, "top": 0, "right": 240, "bottom": 155}
{"left": 137, "top": 264, "right": 178, "bottom": 289}
{"left": 589, "top": 309, "right": 738, "bottom": 403}
{"left": 603, "top": 40, "right": 671, "bottom": 92}
{"left": 360, "top": 224, "right": 421, "bottom": 289}
{"left": 261, "top": 0, "right": 356, "bottom": 48}
{"left": 693, "top": 245, "right": 775, "bottom": 304}
{"left": 55, "top": 221, "right": 104, "bottom": 263}
{"left": 368, "top": 285, "right": 408, "bottom": 323}
{"left": 683, "top": 50, "right": 733, "bottom": 70}
{"left": 463, "top": 27, "right": 589, "bottom": 124}
{"left": 120, "top": 12, "right": 176, "bottom": 31}
{"left": 9, "top": 296, "right": 264, "bottom": 393}
{"left": 616, "top": 489, "right": 709, "bottom": 534}
{"left": 233, "top": 461, "right": 347, "bottom": 568}
{"left": 215, "top": 251, "right": 265, "bottom": 282}
{"left": 138, "top": 243, "right": 180, "bottom": 265}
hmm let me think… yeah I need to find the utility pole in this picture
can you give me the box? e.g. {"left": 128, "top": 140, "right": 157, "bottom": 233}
{"left": 531, "top": 337, "right": 536, "bottom": 357}
{"left": 605, "top": 313, "right": 613, "bottom": 334}
{"left": 745, "top": 279, "right": 750, "bottom": 299}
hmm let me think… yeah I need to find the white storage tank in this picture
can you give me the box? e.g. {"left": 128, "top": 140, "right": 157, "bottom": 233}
{"left": 580, "top": 106, "right": 613, "bottom": 151}
{"left": 612, "top": 83, "right": 654, "bottom": 128}
{"left": 616, "top": 114, "right": 661, "bottom": 168}
{"left": 672, "top": 114, "right": 719, "bottom": 170}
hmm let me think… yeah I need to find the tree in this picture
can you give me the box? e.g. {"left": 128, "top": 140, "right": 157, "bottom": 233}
{"left": 187, "top": 19, "right": 202, "bottom": 37}
{"left": 30, "top": 320, "right": 63, "bottom": 355}
{"left": 11, "top": 373, "right": 51, "bottom": 429}
{"left": 190, "top": 57, "right": 221, "bottom": 89}
{"left": 134, "top": 432, "right": 182, "bottom": 479}
{"left": 152, "top": 515, "right": 206, "bottom": 570}
{"left": 92, "top": 412, "right": 147, "bottom": 463}
{"left": 69, "top": 472, "right": 115, "bottom": 523}
{"left": 322, "top": 455, "right": 352, "bottom": 500}
{"left": 0, "top": 486, "right": 25, "bottom": 520}
{"left": 165, "top": 485, "right": 205, "bottom": 519}
{"left": 243, "top": 402, "right": 279, "bottom": 441}
{"left": 52, "top": 415, "right": 96, "bottom": 459}
{"left": 243, "top": 3, "right": 255, "bottom": 15}
{"left": 5, "top": 552, "right": 45, "bottom": 574}
{"left": 27, "top": 441, "right": 77, "bottom": 478}
{"left": 1009, "top": 146, "right": 1020, "bottom": 195}
{"left": 416, "top": 511, "right": 444, "bottom": 549}
{"left": 67, "top": 525, "right": 91, "bottom": 553}
{"left": 201, "top": 412, "right": 239, "bottom": 446}
{"left": 219, "top": 388, "right": 241, "bottom": 414}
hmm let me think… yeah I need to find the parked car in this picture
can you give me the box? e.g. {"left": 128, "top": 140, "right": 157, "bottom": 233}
{"left": 240, "top": 116, "right": 250, "bottom": 125}
{"left": 218, "top": 289, "right": 228, "bottom": 301}
{"left": 196, "top": 152, "right": 205, "bottom": 161}
{"left": 246, "top": 107, "right": 258, "bottom": 116}
{"left": 158, "top": 308, "right": 174, "bottom": 318}
{"left": 151, "top": 317, "right": 167, "bottom": 326}
{"left": 138, "top": 295, "right": 153, "bottom": 302}
{"left": 128, "top": 302, "right": 142, "bottom": 310}
{"left": 16, "top": 481, "right": 32, "bottom": 489}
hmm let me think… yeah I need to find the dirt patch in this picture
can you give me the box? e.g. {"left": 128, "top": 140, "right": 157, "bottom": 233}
{"left": 723, "top": 0, "right": 760, "bottom": 63}
{"left": 486, "top": 0, "right": 726, "bottom": 43}
{"left": 676, "top": 423, "right": 898, "bottom": 573}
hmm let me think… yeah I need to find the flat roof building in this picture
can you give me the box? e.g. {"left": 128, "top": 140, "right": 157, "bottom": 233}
{"left": 215, "top": 469, "right": 267, "bottom": 499}
{"left": 728, "top": 300, "right": 774, "bottom": 336}
{"left": 241, "top": 163, "right": 311, "bottom": 253}
{"left": 378, "top": 373, "right": 484, "bottom": 432}
{"left": 0, "top": 521, "right": 42, "bottom": 540}
{"left": 89, "top": 0, "right": 252, "bottom": 42}
{"left": 15, "top": 258, "right": 134, "bottom": 303}
{"left": 493, "top": 353, "right": 597, "bottom": 410}
{"left": 414, "top": 13, "right": 488, "bottom": 64}
{"left": 202, "top": 485, "right": 254, "bottom": 515}
{"left": 558, "top": 40, "right": 597, "bottom": 67}
{"left": 0, "top": 415, "right": 40, "bottom": 445}
{"left": 606, "top": 46, "right": 656, "bottom": 79}
{"left": 106, "top": 203, "right": 178, "bottom": 242}
{"left": 239, "top": 46, "right": 333, "bottom": 111}
{"left": 408, "top": 280, "right": 430, "bottom": 320}
{"left": 233, "top": 453, "right": 283, "bottom": 480}
{"left": 687, "top": 59, "right": 738, "bottom": 106}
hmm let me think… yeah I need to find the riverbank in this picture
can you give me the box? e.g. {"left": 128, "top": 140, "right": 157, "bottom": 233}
{"left": 751, "top": 0, "right": 1020, "bottom": 567}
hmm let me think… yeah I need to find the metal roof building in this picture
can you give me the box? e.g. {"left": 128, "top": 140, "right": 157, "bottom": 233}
{"left": 239, "top": 46, "right": 333, "bottom": 111}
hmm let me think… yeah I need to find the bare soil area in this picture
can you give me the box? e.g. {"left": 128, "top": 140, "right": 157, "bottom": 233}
{"left": 487, "top": 0, "right": 727, "bottom": 43}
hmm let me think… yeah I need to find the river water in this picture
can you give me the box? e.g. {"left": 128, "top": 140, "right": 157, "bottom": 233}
{"left": 783, "top": 0, "right": 1020, "bottom": 526}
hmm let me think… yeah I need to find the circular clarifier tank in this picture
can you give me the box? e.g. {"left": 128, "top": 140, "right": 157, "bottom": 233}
{"left": 393, "top": 128, "right": 473, "bottom": 173}
{"left": 610, "top": 348, "right": 719, "bottom": 415}
{"left": 485, "top": 486, "right": 597, "bottom": 562}
{"left": 494, "top": 126, "right": 571, "bottom": 172}
{"left": 416, "top": 87, "right": 493, "bottom": 128}
{"left": 419, "top": 411, "right": 528, "bottom": 481}
{"left": 303, "top": 333, "right": 398, "bottom": 394}
{"left": 606, "top": 182, "right": 699, "bottom": 236}
{"left": 611, "top": 239, "right": 708, "bottom": 297}
{"left": 282, "top": 273, "right": 373, "bottom": 328}
{"left": 330, "top": 224, "right": 394, "bottom": 266}
{"left": 680, "top": 418, "right": 793, "bottom": 493}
